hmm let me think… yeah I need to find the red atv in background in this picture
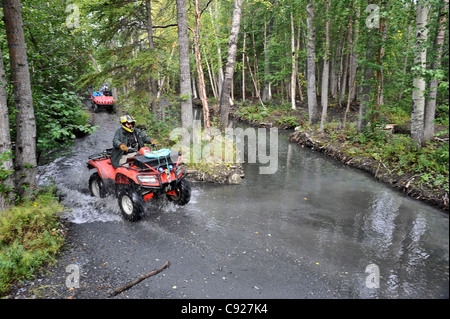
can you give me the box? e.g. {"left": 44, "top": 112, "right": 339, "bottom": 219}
{"left": 87, "top": 146, "right": 191, "bottom": 221}
{"left": 90, "top": 89, "right": 115, "bottom": 113}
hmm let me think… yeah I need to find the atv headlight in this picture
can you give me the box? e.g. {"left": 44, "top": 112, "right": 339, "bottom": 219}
{"left": 137, "top": 174, "right": 158, "bottom": 184}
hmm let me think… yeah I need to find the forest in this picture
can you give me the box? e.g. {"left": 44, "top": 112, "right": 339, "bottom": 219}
{"left": 0, "top": 0, "right": 449, "bottom": 209}
{"left": 0, "top": 0, "right": 448, "bottom": 296}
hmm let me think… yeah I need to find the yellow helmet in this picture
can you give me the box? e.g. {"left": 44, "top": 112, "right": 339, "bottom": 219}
{"left": 120, "top": 114, "right": 136, "bottom": 133}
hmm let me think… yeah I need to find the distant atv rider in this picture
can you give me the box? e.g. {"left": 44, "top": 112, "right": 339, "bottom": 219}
{"left": 111, "top": 115, "right": 157, "bottom": 168}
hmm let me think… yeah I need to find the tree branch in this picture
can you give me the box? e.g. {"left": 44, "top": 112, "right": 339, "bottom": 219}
{"left": 111, "top": 261, "right": 170, "bottom": 296}
{"left": 153, "top": 23, "right": 178, "bottom": 29}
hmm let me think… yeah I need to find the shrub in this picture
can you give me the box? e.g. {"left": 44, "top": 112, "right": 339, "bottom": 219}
{"left": 0, "top": 187, "right": 65, "bottom": 296}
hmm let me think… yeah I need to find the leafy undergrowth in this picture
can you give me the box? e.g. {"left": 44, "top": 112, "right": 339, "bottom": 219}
{"left": 0, "top": 187, "right": 66, "bottom": 296}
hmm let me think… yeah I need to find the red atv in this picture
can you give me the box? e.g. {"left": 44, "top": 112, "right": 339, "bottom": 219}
{"left": 87, "top": 146, "right": 191, "bottom": 221}
{"left": 90, "top": 89, "right": 115, "bottom": 113}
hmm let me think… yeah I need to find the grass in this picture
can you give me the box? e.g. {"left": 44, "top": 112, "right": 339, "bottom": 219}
{"left": 0, "top": 187, "right": 66, "bottom": 296}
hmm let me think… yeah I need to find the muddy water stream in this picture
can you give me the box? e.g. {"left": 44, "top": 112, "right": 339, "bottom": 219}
{"left": 37, "top": 110, "right": 448, "bottom": 298}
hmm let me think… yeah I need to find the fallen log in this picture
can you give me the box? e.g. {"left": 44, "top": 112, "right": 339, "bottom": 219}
{"left": 111, "top": 260, "right": 170, "bottom": 296}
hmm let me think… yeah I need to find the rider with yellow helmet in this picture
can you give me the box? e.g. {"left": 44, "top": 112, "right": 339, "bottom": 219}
{"left": 111, "top": 115, "right": 157, "bottom": 168}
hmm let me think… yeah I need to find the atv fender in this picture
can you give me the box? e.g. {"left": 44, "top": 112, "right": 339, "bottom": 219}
{"left": 87, "top": 158, "right": 116, "bottom": 180}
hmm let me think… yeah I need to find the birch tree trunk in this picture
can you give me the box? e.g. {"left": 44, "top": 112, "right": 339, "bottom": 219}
{"left": 296, "top": 21, "right": 304, "bottom": 101}
{"left": 424, "top": 0, "right": 448, "bottom": 142}
{"left": 262, "top": 19, "right": 273, "bottom": 102}
{"left": 0, "top": 48, "right": 14, "bottom": 211}
{"left": 2, "top": 0, "right": 37, "bottom": 196}
{"left": 242, "top": 27, "right": 246, "bottom": 102}
{"left": 320, "top": 0, "right": 330, "bottom": 131}
{"left": 306, "top": 1, "right": 318, "bottom": 124}
{"left": 219, "top": 0, "right": 244, "bottom": 130}
{"left": 411, "top": 1, "right": 429, "bottom": 146}
{"left": 176, "top": 0, "right": 193, "bottom": 129}
{"left": 290, "top": 12, "right": 296, "bottom": 110}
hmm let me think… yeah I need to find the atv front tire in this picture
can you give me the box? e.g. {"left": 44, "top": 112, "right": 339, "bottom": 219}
{"left": 167, "top": 179, "right": 191, "bottom": 205}
{"left": 89, "top": 172, "right": 106, "bottom": 198}
{"left": 118, "top": 187, "right": 146, "bottom": 221}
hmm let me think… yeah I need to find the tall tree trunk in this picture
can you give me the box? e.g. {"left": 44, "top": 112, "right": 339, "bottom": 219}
{"left": 424, "top": 0, "right": 448, "bottom": 142}
{"left": 296, "top": 20, "right": 304, "bottom": 101}
{"left": 242, "top": 25, "right": 246, "bottom": 102}
{"left": 411, "top": 1, "right": 429, "bottom": 146}
{"left": 0, "top": 48, "right": 14, "bottom": 211}
{"left": 320, "top": 0, "right": 330, "bottom": 131}
{"left": 145, "top": 0, "right": 158, "bottom": 115}
{"left": 349, "top": 4, "right": 359, "bottom": 101}
{"left": 193, "top": 0, "right": 211, "bottom": 139}
{"left": 262, "top": 17, "right": 273, "bottom": 102}
{"left": 375, "top": 4, "right": 388, "bottom": 110}
{"left": 306, "top": 1, "right": 318, "bottom": 124}
{"left": 2, "top": 0, "right": 37, "bottom": 196}
{"left": 290, "top": 12, "right": 296, "bottom": 110}
{"left": 176, "top": 0, "right": 193, "bottom": 129}
{"left": 219, "top": 0, "right": 244, "bottom": 130}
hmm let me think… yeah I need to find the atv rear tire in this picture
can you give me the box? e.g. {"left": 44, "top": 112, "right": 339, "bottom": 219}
{"left": 89, "top": 173, "right": 106, "bottom": 198}
{"left": 167, "top": 179, "right": 191, "bottom": 205}
{"left": 118, "top": 187, "right": 146, "bottom": 221}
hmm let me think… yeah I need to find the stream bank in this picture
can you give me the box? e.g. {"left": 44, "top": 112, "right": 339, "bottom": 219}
{"left": 230, "top": 105, "right": 449, "bottom": 211}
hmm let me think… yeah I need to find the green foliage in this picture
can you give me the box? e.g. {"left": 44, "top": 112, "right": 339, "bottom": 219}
{"left": 34, "top": 79, "right": 96, "bottom": 153}
{"left": 275, "top": 115, "right": 300, "bottom": 127}
{"left": 0, "top": 187, "right": 65, "bottom": 295}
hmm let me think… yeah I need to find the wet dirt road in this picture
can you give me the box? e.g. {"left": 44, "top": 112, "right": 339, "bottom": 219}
{"left": 13, "top": 109, "right": 449, "bottom": 301}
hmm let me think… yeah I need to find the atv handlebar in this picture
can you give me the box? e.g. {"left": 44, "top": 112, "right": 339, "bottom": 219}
{"left": 127, "top": 144, "right": 158, "bottom": 154}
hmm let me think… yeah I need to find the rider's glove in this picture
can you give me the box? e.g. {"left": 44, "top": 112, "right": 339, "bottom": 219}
{"left": 120, "top": 143, "right": 128, "bottom": 152}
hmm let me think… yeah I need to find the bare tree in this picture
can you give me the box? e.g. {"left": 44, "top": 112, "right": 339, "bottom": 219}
{"left": 219, "top": 0, "right": 244, "bottom": 130}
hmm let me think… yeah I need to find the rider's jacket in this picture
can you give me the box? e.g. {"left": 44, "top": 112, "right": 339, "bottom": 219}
{"left": 111, "top": 127, "right": 153, "bottom": 168}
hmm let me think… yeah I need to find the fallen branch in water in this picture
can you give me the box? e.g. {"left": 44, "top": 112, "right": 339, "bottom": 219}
{"left": 111, "top": 261, "right": 170, "bottom": 296}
